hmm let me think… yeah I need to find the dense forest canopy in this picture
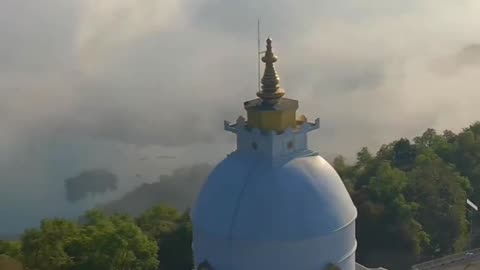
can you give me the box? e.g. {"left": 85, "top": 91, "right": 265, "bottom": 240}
{"left": 3, "top": 122, "right": 480, "bottom": 270}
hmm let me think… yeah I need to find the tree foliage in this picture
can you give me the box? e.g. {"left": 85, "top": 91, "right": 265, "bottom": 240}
{"left": 0, "top": 240, "right": 22, "bottom": 260}
{"left": 137, "top": 204, "right": 193, "bottom": 270}
{"left": 18, "top": 211, "right": 158, "bottom": 270}
{"left": 334, "top": 123, "right": 480, "bottom": 269}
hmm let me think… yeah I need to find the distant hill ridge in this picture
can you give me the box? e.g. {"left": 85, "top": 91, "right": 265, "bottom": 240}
{"left": 100, "top": 163, "right": 212, "bottom": 216}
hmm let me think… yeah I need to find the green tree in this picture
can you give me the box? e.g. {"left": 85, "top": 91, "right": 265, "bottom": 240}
{"left": 21, "top": 219, "right": 79, "bottom": 270}
{"left": 71, "top": 210, "right": 159, "bottom": 270}
{"left": 407, "top": 151, "right": 470, "bottom": 256}
{"left": 333, "top": 155, "right": 347, "bottom": 178}
{"left": 19, "top": 210, "right": 158, "bottom": 270}
{"left": 0, "top": 240, "right": 21, "bottom": 260}
{"left": 442, "top": 130, "right": 457, "bottom": 143}
{"left": 369, "top": 162, "right": 407, "bottom": 202}
{"left": 333, "top": 155, "right": 355, "bottom": 192}
{"left": 376, "top": 143, "right": 394, "bottom": 161}
{"left": 392, "top": 138, "right": 417, "bottom": 171}
{"left": 447, "top": 127, "right": 480, "bottom": 203}
{"left": 355, "top": 162, "right": 428, "bottom": 269}
{"left": 357, "top": 147, "right": 373, "bottom": 168}
{"left": 414, "top": 128, "right": 454, "bottom": 161}
{"left": 137, "top": 204, "right": 193, "bottom": 270}
{"left": 353, "top": 147, "right": 380, "bottom": 189}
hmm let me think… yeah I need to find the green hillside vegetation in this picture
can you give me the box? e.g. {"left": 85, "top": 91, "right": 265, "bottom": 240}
{"left": 2, "top": 122, "right": 480, "bottom": 270}
{"left": 101, "top": 164, "right": 211, "bottom": 216}
{"left": 0, "top": 206, "right": 189, "bottom": 270}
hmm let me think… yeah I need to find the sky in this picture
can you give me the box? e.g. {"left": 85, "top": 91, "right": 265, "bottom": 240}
{"left": 1, "top": 0, "right": 480, "bottom": 234}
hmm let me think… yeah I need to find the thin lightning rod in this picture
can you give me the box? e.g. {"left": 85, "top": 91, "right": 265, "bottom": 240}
{"left": 257, "top": 19, "right": 261, "bottom": 93}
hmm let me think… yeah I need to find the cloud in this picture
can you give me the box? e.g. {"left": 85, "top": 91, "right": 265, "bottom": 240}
{"left": 65, "top": 169, "right": 118, "bottom": 202}
{"left": 75, "top": 0, "right": 185, "bottom": 74}
{"left": 0, "top": 1, "right": 79, "bottom": 73}
{"left": 2, "top": 0, "right": 480, "bottom": 234}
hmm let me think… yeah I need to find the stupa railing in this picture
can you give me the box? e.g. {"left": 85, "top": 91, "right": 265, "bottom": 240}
{"left": 411, "top": 248, "right": 480, "bottom": 270}
{"left": 224, "top": 116, "right": 319, "bottom": 135}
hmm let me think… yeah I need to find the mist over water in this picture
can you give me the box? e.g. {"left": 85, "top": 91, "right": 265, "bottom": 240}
{"left": 1, "top": 0, "right": 480, "bottom": 234}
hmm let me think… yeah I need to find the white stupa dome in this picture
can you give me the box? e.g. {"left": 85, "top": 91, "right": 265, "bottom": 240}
{"left": 192, "top": 150, "right": 357, "bottom": 270}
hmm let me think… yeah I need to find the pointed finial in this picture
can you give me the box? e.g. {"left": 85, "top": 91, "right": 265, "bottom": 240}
{"left": 257, "top": 37, "right": 285, "bottom": 105}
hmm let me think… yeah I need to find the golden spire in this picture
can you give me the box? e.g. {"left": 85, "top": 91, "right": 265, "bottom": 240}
{"left": 257, "top": 38, "right": 285, "bottom": 105}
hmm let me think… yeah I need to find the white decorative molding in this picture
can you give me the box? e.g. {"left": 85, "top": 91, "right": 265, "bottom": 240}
{"left": 299, "top": 122, "right": 310, "bottom": 133}
{"left": 224, "top": 116, "right": 319, "bottom": 135}
{"left": 224, "top": 115, "right": 320, "bottom": 163}
{"left": 251, "top": 128, "right": 261, "bottom": 136}
{"left": 224, "top": 120, "right": 236, "bottom": 133}
{"left": 284, "top": 127, "right": 294, "bottom": 136}
{"left": 236, "top": 116, "right": 246, "bottom": 125}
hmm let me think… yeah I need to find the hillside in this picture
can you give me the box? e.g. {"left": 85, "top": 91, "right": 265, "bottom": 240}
{"left": 100, "top": 163, "right": 212, "bottom": 216}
